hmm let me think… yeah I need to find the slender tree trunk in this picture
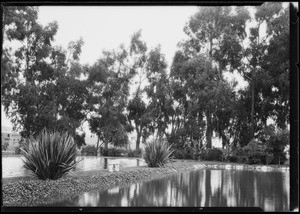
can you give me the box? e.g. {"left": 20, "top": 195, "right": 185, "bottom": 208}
{"left": 205, "top": 38, "right": 214, "bottom": 149}
{"left": 96, "top": 137, "right": 100, "bottom": 156}
{"left": 104, "top": 138, "right": 108, "bottom": 149}
{"left": 136, "top": 126, "right": 142, "bottom": 150}
{"left": 251, "top": 81, "right": 255, "bottom": 139}
{"left": 206, "top": 109, "right": 212, "bottom": 149}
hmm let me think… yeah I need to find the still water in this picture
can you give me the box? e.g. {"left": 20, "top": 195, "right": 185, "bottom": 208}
{"left": 51, "top": 168, "right": 289, "bottom": 211}
{"left": 2, "top": 156, "right": 146, "bottom": 178}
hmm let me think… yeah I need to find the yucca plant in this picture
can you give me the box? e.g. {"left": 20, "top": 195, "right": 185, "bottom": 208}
{"left": 21, "top": 129, "right": 80, "bottom": 180}
{"left": 143, "top": 138, "right": 174, "bottom": 167}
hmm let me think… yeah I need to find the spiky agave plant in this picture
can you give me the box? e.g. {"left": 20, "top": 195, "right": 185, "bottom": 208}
{"left": 21, "top": 129, "right": 80, "bottom": 180}
{"left": 143, "top": 138, "right": 174, "bottom": 167}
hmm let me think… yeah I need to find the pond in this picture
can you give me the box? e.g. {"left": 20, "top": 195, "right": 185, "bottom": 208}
{"left": 49, "top": 168, "right": 289, "bottom": 211}
{"left": 2, "top": 156, "right": 146, "bottom": 178}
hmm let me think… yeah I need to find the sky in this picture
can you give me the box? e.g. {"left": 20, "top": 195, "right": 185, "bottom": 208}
{"left": 38, "top": 6, "right": 199, "bottom": 67}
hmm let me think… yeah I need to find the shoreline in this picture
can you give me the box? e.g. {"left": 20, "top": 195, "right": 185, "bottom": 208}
{"left": 2, "top": 159, "right": 289, "bottom": 184}
{"left": 2, "top": 161, "right": 197, "bottom": 206}
{"left": 2, "top": 160, "right": 289, "bottom": 207}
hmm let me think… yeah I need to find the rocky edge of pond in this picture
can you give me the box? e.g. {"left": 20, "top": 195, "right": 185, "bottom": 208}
{"left": 2, "top": 160, "right": 289, "bottom": 206}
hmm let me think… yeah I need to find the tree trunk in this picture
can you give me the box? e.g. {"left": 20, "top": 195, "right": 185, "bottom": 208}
{"left": 104, "top": 138, "right": 108, "bottom": 149}
{"left": 251, "top": 81, "right": 255, "bottom": 139}
{"left": 206, "top": 37, "right": 214, "bottom": 149}
{"left": 136, "top": 126, "right": 142, "bottom": 150}
{"left": 206, "top": 109, "right": 212, "bottom": 149}
{"left": 96, "top": 137, "right": 100, "bottom": 156}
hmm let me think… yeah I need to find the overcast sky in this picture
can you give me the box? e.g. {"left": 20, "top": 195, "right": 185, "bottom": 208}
{"left": 38, "top": 6, "right": 200, "bottom": 66}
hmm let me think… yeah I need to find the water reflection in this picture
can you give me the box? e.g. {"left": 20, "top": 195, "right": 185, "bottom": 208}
{"left": 51, "top": 169, "right": 289, "bottom": 211}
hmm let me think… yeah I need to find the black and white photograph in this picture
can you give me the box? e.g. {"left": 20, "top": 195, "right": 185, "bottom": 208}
{"left": 1, "top": 1, "right": 298, "bottom": 212}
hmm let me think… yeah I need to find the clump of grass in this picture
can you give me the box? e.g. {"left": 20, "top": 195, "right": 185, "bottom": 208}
{"left": 143, "top": 138, "right": 174, "bottom": 167}
{"left": 21, "top": 129, "right": 80, "bottom": 180}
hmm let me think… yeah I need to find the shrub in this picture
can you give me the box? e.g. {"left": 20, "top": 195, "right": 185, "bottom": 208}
{"left": 127, "top": 148, "right": 142, "bottom": 158}
{"left": 2, "top": 142, "right": 9, "bottom": 151}
{"left": 172, "top": 146, "right": 194, "bottom": 160}
{"left": 264, "top": 128, "right": 289, "bottom": 165}
{"left": 21, "top": 129, "right": 80, "bottom": 180}
{"left": 15, "top": 147, "right": 22, "bottom": 154}
{"left": 100, "top": 147, "right": 127, "bottom": 157}
{"left": 143, "top": 138, "right": 174, "bottom": 167}
{"left": 199, "top": 148, "right": 223, "bottom": 161}
{"left": 242, "top": 139, "right": 266, "bottom": 165}
{"left": 15, "top": 139, "right": 29, "bottom": 154}
{"left": 266, "top": 153, "right": 274, "bottom": 165}
{"left": 228, "top": 147, "right": 246, "bottom": 163}
{"left": 81, "top": 145, "right": 98, "bottom": 156}
{"left": 206, "top": 148, "right": 223, "bottom": 161}
{"left": 172, "top": 149, "right": 186, "bottom": 159}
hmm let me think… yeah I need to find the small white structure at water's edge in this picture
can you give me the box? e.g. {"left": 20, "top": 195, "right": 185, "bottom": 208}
{"left": 235, "top": 165, "right": 244, "bottom": 170}
{"left": 224, "top": 164, "right": 232, "bottom": 169}
{"left": 108, "top": 159, "right": 120, "bottom": 172}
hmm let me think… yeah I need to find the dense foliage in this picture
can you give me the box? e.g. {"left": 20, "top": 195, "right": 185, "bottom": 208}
{"left": 2, "top": 7, "right": 87, "bottom": 147}
{"left": 264, "top": 127, "right": 289, "bottom": 165}
{"left": 200, "top": 148, "right": 224, "bottom": 161}
{"left": 100, "top": 147, "right": 128, "bottom": 157}
{"left": 81, "top": 145, "right": 98, "bottom": 156}
{"left": 127, "top": 148, "right": 143, "bottom": 158}
{"left": 242, "top": 140, "right": 267, "bottom": 164}
{"left": 21, "top": 129, "right": 80, "bottom": 180}
{"left": 2, "top": 142, "right": 9, "bottom": 151}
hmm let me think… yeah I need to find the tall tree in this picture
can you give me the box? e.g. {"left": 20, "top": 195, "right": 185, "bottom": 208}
{"left": 181, "top": 6, "right": 250, "bottom": 148}
{"left": 261, "top": 3, "right": 290, "bottom": 129}
{"left": 233, "top": 3, "right": 288, "bottom": 139}
{"left": 144, "top": 46, "right": 173, "bottom": 139}
{"left": 2, "top": 6, "right": 58, "bottom": 137}
{"left": 127, "top": 30, "right": 151, "bottom": 150}
{"left": 128, "top": 94, "right": 150, "bottom": 149}
{"left": 87, "top": 45, "right": 134, "bottom": 149}
{"left": 2, "top": 7, "right": 88, "bottom": 148}
{"left": 216, "top": 3, "right": 289, "bottom": 145}
{"left": 171, "top": 47, "right": 236, "bottom": 149}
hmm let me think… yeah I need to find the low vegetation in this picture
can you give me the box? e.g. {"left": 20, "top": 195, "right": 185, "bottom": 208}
{"left": 21, "top": 129, "right": 80, "bottom": 180}
{"left": 143, "top": 138, "right": 174, "bottom": 167}
{"left": 170, "top": 126, "right": 289, "bottom": 165}
{"left": 127, "top": 148, "right": 142, "bottom": 158}
{"left": 81, "top": 145, "right": 98, "bottom": 156}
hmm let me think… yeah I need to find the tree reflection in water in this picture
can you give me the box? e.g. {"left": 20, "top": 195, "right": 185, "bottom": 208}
{"left": 52, "top": 169, "right": 289, "bottom": 211}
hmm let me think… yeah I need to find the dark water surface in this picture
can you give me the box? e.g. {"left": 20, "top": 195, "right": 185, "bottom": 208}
{"left": 50, "top": 168, "right": 289, "bottom": 211}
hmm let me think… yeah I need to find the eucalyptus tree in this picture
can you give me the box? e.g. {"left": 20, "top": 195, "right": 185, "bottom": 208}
{"left": 2, "top": 6, "right": 88, "bottom": 147}
{"left": 144, "top": 46, "right": 174, "bottom": 139}
{"left": 87, "top": 45, "right": 134, "bottom": 150}
{"left": 234, "top": 3, "right": 289, "bottom": 139}
{"left": 2, "top": 6, "right": 58, "bottom": 137}
{"left": 171, "top": 45, "right": 236, "bottom": 150}
{"left": 127, "top": 30, "right": 151, "bottom": 150}
{"left": 259, "top": 3, "right": 290, "bottom": 130}
{"left": 224, "top": 3, "right": 290, "bottom": 143}
{"left": 179, "top": 6, "right": 250, "bottom": 148}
